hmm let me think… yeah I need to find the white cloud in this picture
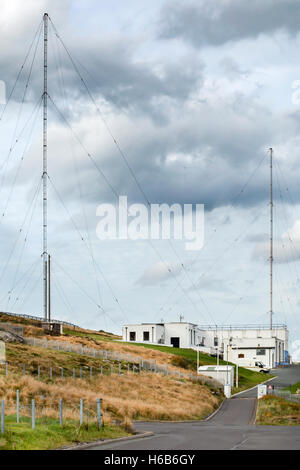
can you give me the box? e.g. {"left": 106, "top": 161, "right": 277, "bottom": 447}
{"left": 253, "top": 220, "right": 300, "bottom": 263}
{"left": 291, "top": 340, "right": 300, "bottom": 362}
{"left": 137, "top": 260, "right": 181, "bottom": 286}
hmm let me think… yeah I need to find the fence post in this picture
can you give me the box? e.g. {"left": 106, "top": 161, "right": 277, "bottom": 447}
{"left": 16, "top": 390, "right": 20, "bottom": 424}
{"left": 118, "top": 363, "right": 121, "bottom": 375}
{"left": 32, "top": 399, "right": 35, "bottom": 430}
{"left": 90, "top": 367, "right": 93, "bottom": 379}
{"left": 80, "top": 367, "right": 83, "bottom": 379}
{"left": 50, "top": 367, "right": 52, "bottom": 380}
{"left": 73, "top": 368, "right": 75, "bottom": 378}
{"left": 80, "top": 399, "right": 84, "bottom": 425}
{"left": 38, "top": 365, "right": 40, "bottom": 380}
{"left": 59, "top": 399, "right": 63, "bottom": 427}
{"left": 100, "top": 366, "right": 103, "bottom": 376}
{"left": 1, "top": 400, "right": 4, "bottom": 435}
{"left": 5, "top": 362, "right": 8, "bottom": 377}
{"left": 111, "top": 364, "right": 113, "bottom": 375}
{"left": 139, "top": 362, "right": 141, "bottom": 373}
{"left": 96, "top": 398, "right": 102, "bottom": 430}
{"left": 61, "top": 367, "right": 64, "bottom": 378}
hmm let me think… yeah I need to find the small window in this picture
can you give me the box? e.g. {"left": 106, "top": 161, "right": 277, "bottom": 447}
{"left": 214, "top": 337, "right": 218, "bottom": 346}
{"left": 257, "top": 348, "right": 266, "bottom": 356}
{"left": 143, "top": 331, "right": 150, "bottom": 341}
{"left": 238, "top": 353, "right": 244, "bottom": 358}
{"left": 129, "top": 331, "right": 136, "bottom": 341}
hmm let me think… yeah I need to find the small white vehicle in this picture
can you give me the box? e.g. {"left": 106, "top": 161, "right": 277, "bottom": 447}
{"left": 247, "top": 361, "right": 270, "bottom": 374}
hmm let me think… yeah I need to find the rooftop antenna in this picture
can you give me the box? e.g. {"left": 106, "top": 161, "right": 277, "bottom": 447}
{"left": 179, "top": 314, "right": 184, "bottom": 323}
{"left": 269, "top": 147, "right": 273, "bottom": 330}
{"left": 43, "top": 13, "right": 49, "bottom": 322}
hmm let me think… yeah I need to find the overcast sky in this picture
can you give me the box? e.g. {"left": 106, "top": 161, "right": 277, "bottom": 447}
{"left": 1, "top": 0, "right": 300, "bottom": 359}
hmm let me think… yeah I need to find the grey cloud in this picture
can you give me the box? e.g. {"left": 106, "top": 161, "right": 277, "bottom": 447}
{"left": 137, "top": 261, "right": 182, "bottom": 286}
{"left": 246, "top": 233, "right": 269, "bottom": 243}
{"left": 0, "top": 24, "right": 204, "bottom": 123}
{"left": 219, "top": 57, "right": 250, "bottom": 80}
{"left": 159, "top": 0, "right": 300, "bottom": 48}
{"left": 189, "top": 277, "right": 232, "bottom": 293}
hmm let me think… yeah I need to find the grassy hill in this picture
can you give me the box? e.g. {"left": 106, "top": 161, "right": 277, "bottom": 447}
{"left": 121, "top": 342, "right": 272, "bottom": 393}
{"left": 1, "top": 313, "right": 271, "bottom": 394}
{"left": 0, "top": 313, "right": 225, "bottom": 449}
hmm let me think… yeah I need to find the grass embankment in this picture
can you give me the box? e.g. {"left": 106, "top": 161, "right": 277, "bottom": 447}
{"left": 5, "top": 343, "right": 132, "bottom": 377}
{"left": 63, "top": 328, "right": 121, "bottom": 342}
{"left": 1, "top": 312, "right": 270, "bottom": 393}
{"left": 0, "top": 417, "right": 129, "bottom": 451}
{"left": 283, "top": 382, "right": 300, "bottom": 394}
{"left": 0, "top": 371, "right": 221, "bottom": 425}
{"left": 125, "top": 342, "right": 271, "bottom": 393}
{"left": 256, "top": 395, "right": 300, "bottom": 426}
{"left": 0, "top": 314, "right": 226, "bottom": 448}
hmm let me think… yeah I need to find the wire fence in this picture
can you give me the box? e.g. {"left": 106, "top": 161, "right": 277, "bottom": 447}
{"left": 0, "top": 360, "right": 151, "bottom": 380}
{"left": 0, "top": 393, "right": 103, "bottom": 435}
{"left": 268, "top": 387, "right": 300, "bottom": 403}
{"left": 0, "top": 311, "right": 79, "bottom": 329}
{"left": 24, "top": 336, "right": 156, "bottom": 368}
{"left": 22, "top": 337, "right": 220, "bottom": 388}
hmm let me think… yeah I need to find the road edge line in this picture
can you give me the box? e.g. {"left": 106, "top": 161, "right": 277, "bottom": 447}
{"left": 59, "top": 431, "right": 154, "bottom": 451}
{"left": 231, "top": 376, "right": 277, "bottom": 398}
{"left": 204, "top": 398, "right": 226, "bottom": 421}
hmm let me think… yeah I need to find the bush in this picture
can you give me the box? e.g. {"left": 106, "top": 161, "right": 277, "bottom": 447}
{"left": 170, "top": 356, "right": 194, "bottom": 370}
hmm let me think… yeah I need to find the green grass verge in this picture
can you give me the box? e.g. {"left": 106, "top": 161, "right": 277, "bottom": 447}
{"left": 256, "top": 395, "right": 300, "bottom": 426}
{"left": 63, "top": 328, "right": 119, "bottom": 342}
{"left": 123, "top": 342, "right": 273, "bottom": 393}
{"left": 0, "top": 415, "right": 130, "bottom": 450}
{"left": 283, "top": 381, "right": 300, "bottom": 394}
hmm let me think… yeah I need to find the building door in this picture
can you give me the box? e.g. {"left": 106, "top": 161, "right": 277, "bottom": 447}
{"left": 129, "top": 332, "right": 136, "bottom": 341}
{"left": 171, "top": 337, "right": 180, "bottom": 348}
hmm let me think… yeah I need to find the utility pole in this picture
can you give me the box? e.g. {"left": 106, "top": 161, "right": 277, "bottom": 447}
{"left": 48, "top": 254, "right": 51, "bottom": 322}
{"left": 43, "top": 13, "right": 48, "bottom": 322}
{"left": 269, "top": 148, "right": 273, "bottom": 331}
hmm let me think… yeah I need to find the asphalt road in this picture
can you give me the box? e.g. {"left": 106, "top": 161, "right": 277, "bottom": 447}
{"left": 239, "top": 364, "right": 300, "bottom": 398}
{"left": 89, "top": 365, "right": 300, "bottom": 450}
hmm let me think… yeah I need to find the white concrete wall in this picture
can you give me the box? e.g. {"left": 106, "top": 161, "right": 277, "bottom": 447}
{"left": 122, "top": 322, "right": 206, "bottom": 348}
{"left": 123, "top": 324, "right": 163, "bottom": 344}
{"left": 164, "top": 323, "right": 205, "bottom": 348}
{"left": 204, "top": 328, "right": 288, "bottom": 361}
{"left": 198, "top": 368, "right": 234, "bottom": 386}
{"left": 122, "top": 323, "right": 288, "bottom": 362}
{"left": 223, "top": 337, "right": 278, "bottom": 369}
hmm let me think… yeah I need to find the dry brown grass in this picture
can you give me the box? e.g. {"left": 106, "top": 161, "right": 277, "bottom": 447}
{"left": 0, "top": 314, "right": 193, "bottom": 370}
{"left": 256, "top": 395, "right": 300, "bottom": 426}
{"left": 44, "top": 333, "right": 180, "bottom": 368}
{"left": 0, "top": 371, "right": 220, "bottom": 424}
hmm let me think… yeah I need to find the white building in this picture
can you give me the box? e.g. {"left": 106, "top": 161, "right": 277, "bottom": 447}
{"left": 122, "top": 322, "right": 289, "bottom": 368}
{"left": 198, "top": 365, "right": 235, "bottom": 387}
{"left": 122, "top": 322, "right": 205, "bottom": 349}
{"left": 202, "top": 324, "right": 289, "bottom": 368}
